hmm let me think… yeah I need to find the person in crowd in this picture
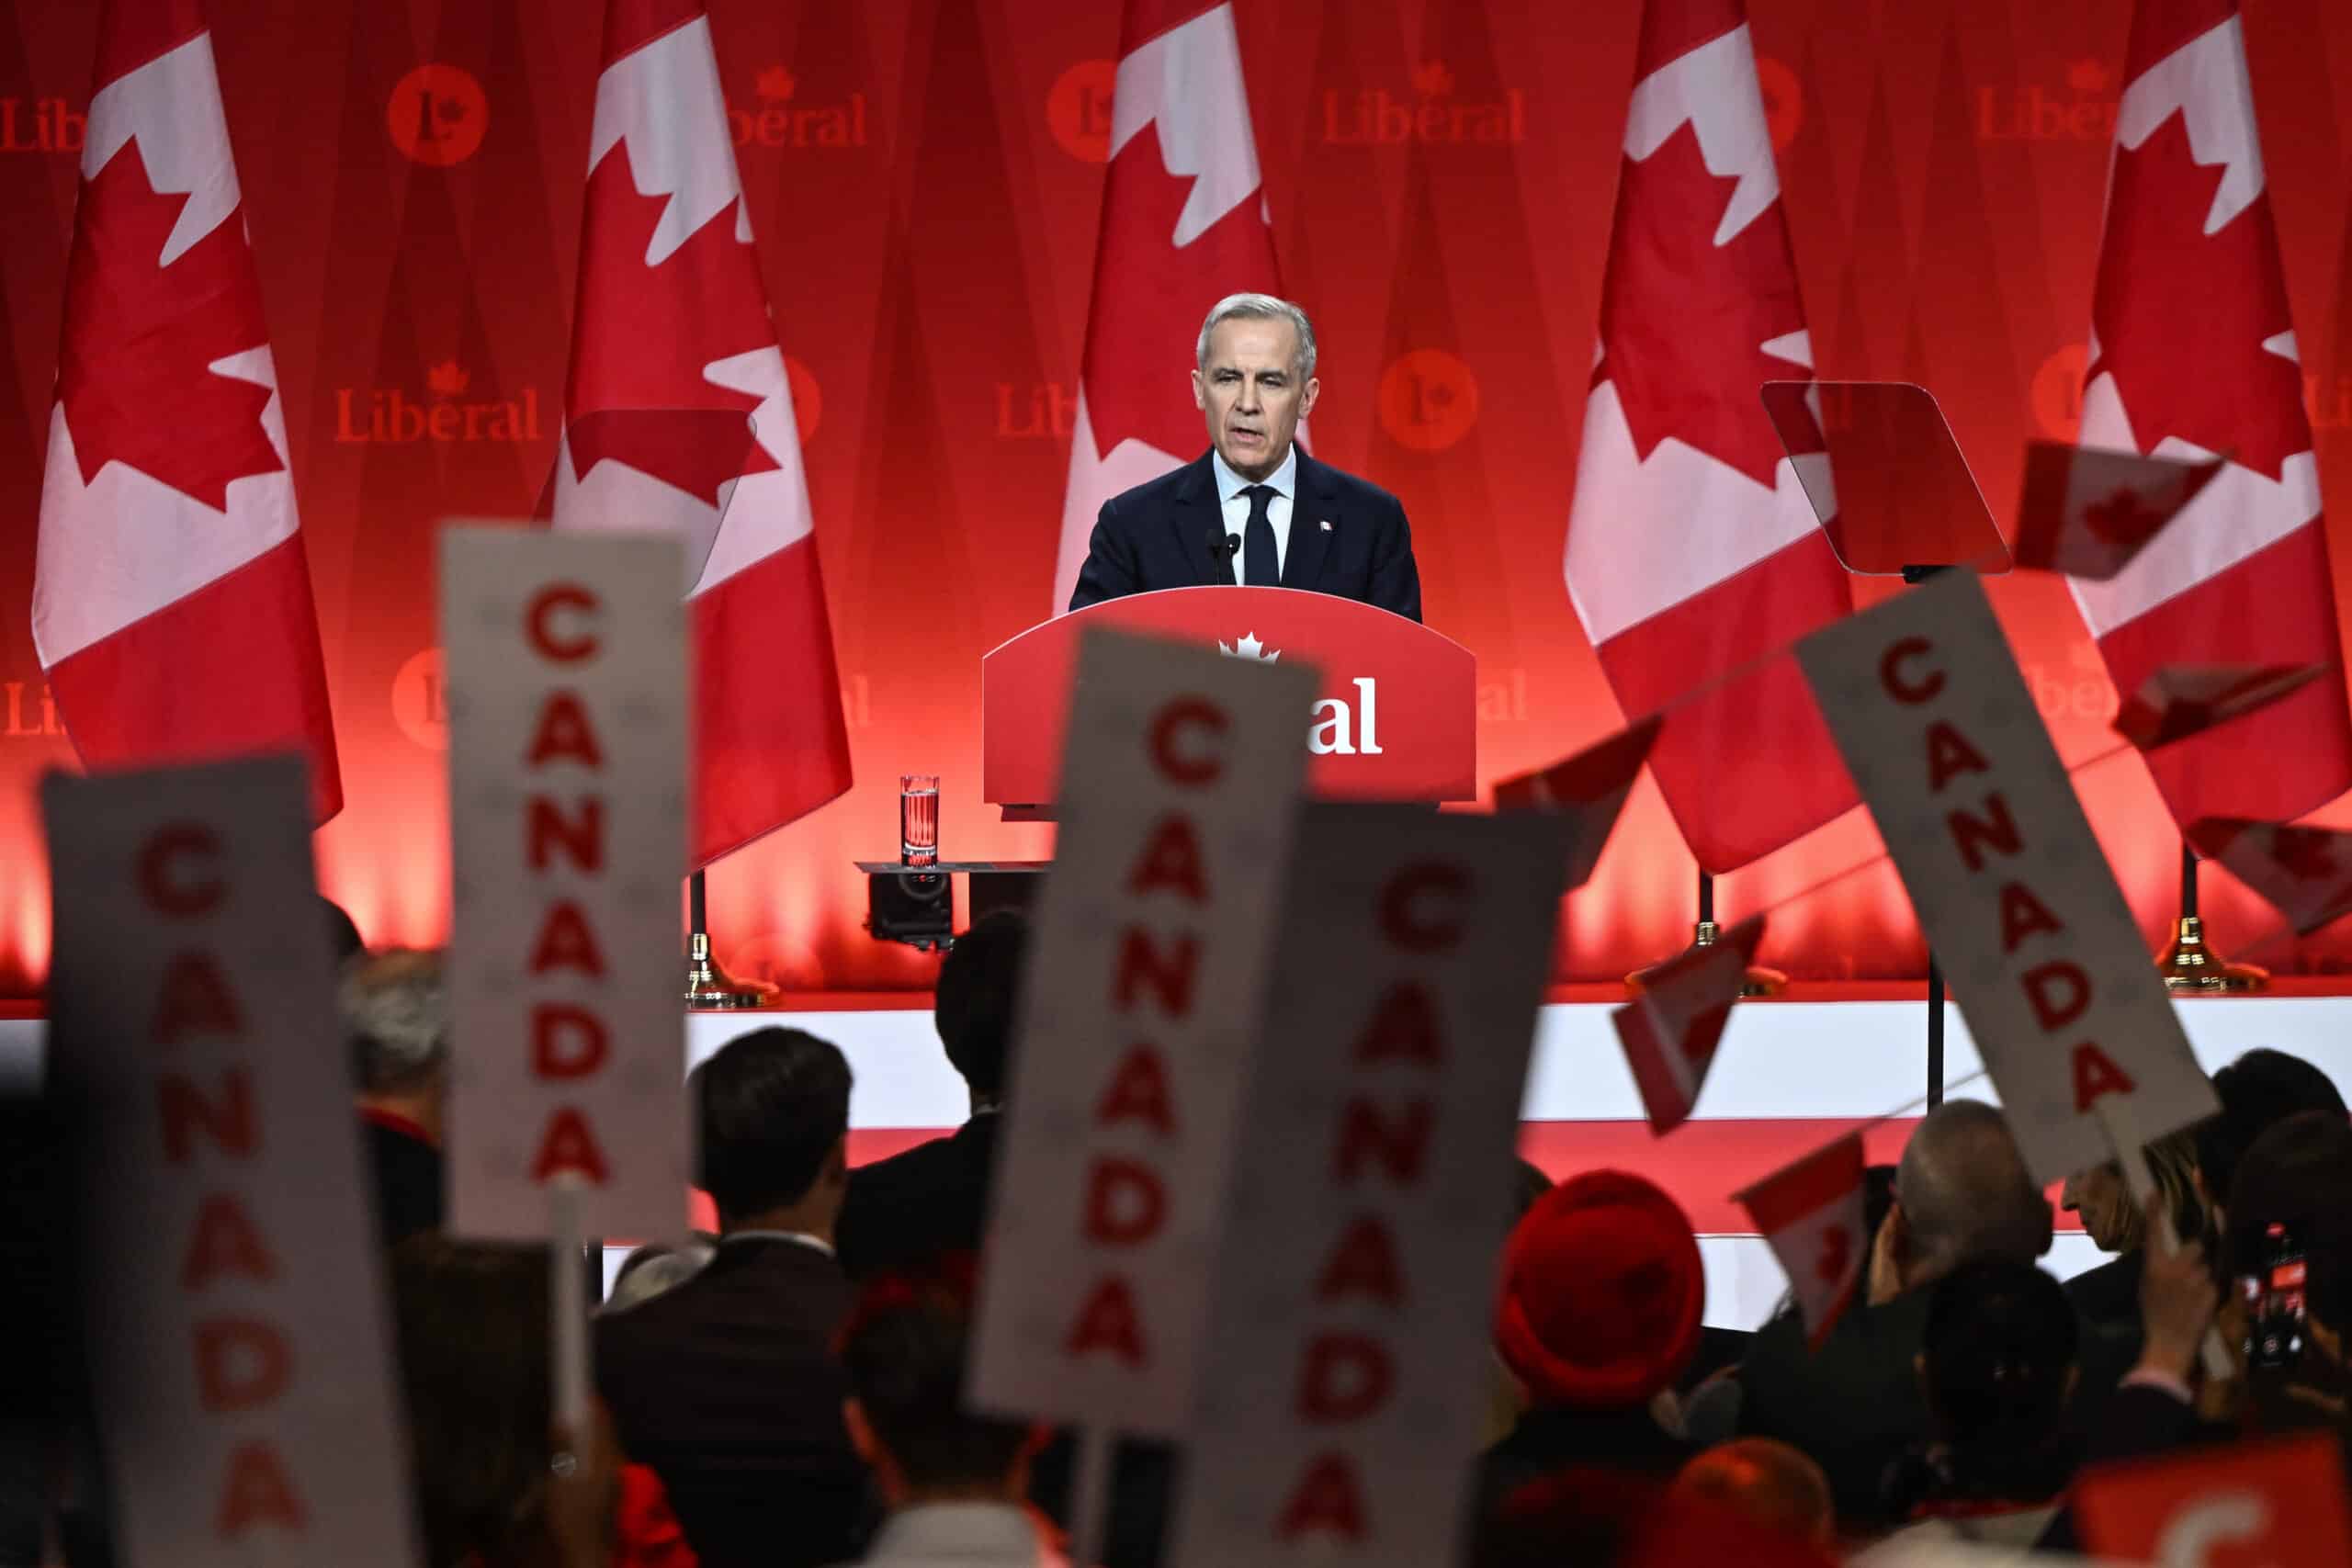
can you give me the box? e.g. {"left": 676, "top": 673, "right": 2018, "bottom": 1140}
{"left": 2192, "top": 1047, "right": 2346, "bottom": 1223}
{"left": 835, "top": 1272, "right": 1053, "bottom": 1568}
{"left": 600, "top": 1236, "right": 718, "bottom": 1317}
{"left": 1866, "top": 1260, "right": 2081, "bottom": 1557}
{"left": 1735, "top": 1100, "right": 2063, "bottom": 1523}
{"left": 345, "top": 949, "right": 449, "bottom": 1248}
{"left": 1669, "top": 1438, "right": 1834, "bottom": 1550}
{"left": 595, "top": 1028, "right": 867, "bottom": 1568}
{"left": 2061, "top": 1129, "right": 2205, "bottom": 1335}
{"left": 839, "top": 914, "right": 1025, "bottom": 1280}
{"left": 390, "top": 1235, "right": 695, "bottom": 1568}
{"left": 322, "top": 894, "right": 367, "bottom": 964}
{"left": 1475, "top": 1168, "right": 1709, "bottom": 1540}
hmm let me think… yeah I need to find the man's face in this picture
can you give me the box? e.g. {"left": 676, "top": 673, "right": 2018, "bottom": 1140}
{"left": 1193, "top": 316, "right": 1319, "bottom": 481}
{"left": 2061, "top": 1161, "right": 2132, "bottom": 1252}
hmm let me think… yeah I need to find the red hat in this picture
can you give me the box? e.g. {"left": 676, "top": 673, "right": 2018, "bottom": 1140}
{"left": 1495, "top": 1169, "right": 1704, "bottom": 1410}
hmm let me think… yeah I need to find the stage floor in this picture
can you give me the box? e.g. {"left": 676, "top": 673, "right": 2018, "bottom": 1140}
{"left": 13, "top": 983, "right": 2349, "bottom": 1327}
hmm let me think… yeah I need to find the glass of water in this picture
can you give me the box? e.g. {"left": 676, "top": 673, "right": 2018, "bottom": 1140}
{"left": 900, "top": 774, "right": 939, "bottom": 867}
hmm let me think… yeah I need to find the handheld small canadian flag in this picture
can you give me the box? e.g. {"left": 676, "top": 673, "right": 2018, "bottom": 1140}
{"left": 2186, "top": 818, "right": 2352, "bottom": 937}
{"left": 1611, "top": 913, "right": 1762, "bottom": 1134}
{"left": 1736, "top": 1132, "right": 1866, "bottom": 1350}
{"left": 1492, "top": 715, "right": 1661, "bottom": 892}
{"left": 2011, "top": 439, "right": 2223, "bottom": 581}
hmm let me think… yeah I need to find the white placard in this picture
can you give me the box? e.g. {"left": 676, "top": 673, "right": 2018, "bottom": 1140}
{"left": 969, "top": 626, "right": 1319, "bottom": 1434}
{"left": 1169, "top": 804, "right": 1568, "bottom": 1568}
{"left": 443, "top": 525, "right": 689, "bottom": 1240}
{"left": 1794, "top": 570, "right": 2218, "bottom": 1181}
{"left": 42, "top": 758, "right": 420, "bottom": 1568}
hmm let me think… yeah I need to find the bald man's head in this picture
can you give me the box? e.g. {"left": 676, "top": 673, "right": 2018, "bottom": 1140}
{"left": 1894, "top": 1100, "right": 2052, "bottom": 1290}
{"left": 1672, "top": 1439, "right": 1834, "bottom": 1546}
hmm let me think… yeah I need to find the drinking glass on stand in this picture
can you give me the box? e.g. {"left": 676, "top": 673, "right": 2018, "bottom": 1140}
{"left": 900, "top": 774, "right": 940, "bottom": 869}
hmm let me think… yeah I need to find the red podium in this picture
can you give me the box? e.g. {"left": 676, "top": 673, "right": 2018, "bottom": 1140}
{"left": 982, "top": 587, "right": 1477, "bottom": 814}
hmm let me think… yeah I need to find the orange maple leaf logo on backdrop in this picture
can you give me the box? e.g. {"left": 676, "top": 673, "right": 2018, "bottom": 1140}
{"left": 1592, "top": 120, "right": 1811, "bottom": 489}
{"left": 56, "top": 141, "right": 282, "bottom": 511}
{"left": 2089, "top": 113, "right": 2307, "bottom": 480}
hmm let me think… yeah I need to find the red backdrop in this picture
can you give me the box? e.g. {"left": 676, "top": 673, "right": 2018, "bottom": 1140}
{"left": 7, "top": 0, "right": 2352, "bottom": 996}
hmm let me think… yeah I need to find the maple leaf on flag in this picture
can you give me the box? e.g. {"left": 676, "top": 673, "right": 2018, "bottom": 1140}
{"left": 1593, "top": 119, "right": 1810, "bottom": 490}
{"left": 1081, "top": 119, "right": 1282, "bottom": 462}
{"left": 565, "top": 143, "right": 781, "bottom": 502}
{"left": 2115, "top": 662, "right": 2328, "bottom": 751}
{"left": 55, "top": 140, "right": 282, "bottom": 512}
{"left": 2089, "top": 113, "right": 2307, "bottom": 480}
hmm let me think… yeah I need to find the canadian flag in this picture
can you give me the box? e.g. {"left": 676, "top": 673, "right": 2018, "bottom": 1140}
{"left": 555, "top": 0, "right": 851, "bottom": 867}
{"left": 1612, "top": 914, "right": 1761, "bottom": 1134}
{"left": 1735, "top": 1131, "right": 1865, "bottom": 1349}
{"left": 1048, "top": 0, "right": 1286, "bottom": 613}
{"left": 2071, "top": 0, "right": 2352, "bottom": 826}
{"left": 1561, "top": 0, "right": 1855, "bottom": 873}
{"left": 32, "top": 0, "right": 342, "bottom": 822}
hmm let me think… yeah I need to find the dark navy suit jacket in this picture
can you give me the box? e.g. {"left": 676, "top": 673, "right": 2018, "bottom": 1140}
{"left": 1067, "top": 448, "right": 1423, "bottom": 623}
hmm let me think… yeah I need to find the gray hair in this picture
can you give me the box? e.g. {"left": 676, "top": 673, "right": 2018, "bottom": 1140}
{"left": 1895, "top": 1100, "right": 2052, "bottom": 1285}
{"left": 342, "top": 948, "right": 449, "bottom": 1095}
{"left": 1197, "top": 292, "right": 1317, "bottom": 382}
{"left": 599, "top": 1240, "right": 716, "bottom": 1315}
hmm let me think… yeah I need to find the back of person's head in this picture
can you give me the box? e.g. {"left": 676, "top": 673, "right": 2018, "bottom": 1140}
{"left": 1917, "top": 1258, "right": 2077, "bottom": 1450}
{"left": 1894, "top": 1100, "right": 2052, "bottom": 1287}
{"left": 2227, "top": 1110, "right": 2352, "bottom": 1334}
{"left": 933, "top": 914, "right": 1026, "bottom": 1100}
{"left": 1671, "top": 1438, "right": 1835, "bottom": 1547}
{"left": 2199, "top": 1049, "right": 2346, "bottom": 1215}
{"left": 692, "top": 1027, "right": 853, "bottom": 1225}
{"left": 838, "top": 1270, "right": 1029, "bottom": 1499}
{"left": 1494, "top": 1170, "right": 1704, "bottom": 1412}
{"left": 601, "top": 1238, "right": 717, "bottom": 1315}
{"left": 322, "top": 895, "right": 367, "bottom": 964}
{"left": 343, "top": 949, "right": 448, "bottom": 1098}
{"left": 389, "top": 1235, "right": 554, "bottom": 1568}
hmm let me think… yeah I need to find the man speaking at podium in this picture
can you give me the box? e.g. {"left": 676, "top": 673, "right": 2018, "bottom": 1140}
{"left": 1067, "top": 294, "right": 1423, "bottom": 622}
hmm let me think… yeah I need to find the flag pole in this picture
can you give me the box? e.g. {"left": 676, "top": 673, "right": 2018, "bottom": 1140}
{"left": 1627, "top": 868, "right": 1787, "bottom": 998}
{"left": 2154, "top": 840, "right": 2266, "bottom": 992}
{"left": 684, "top": 867, "right": 771, "bottom": 1009}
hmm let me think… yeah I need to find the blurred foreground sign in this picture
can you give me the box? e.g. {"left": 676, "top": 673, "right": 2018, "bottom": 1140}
{"left": 44, "top": 758, "right": 419, "bottom": 1568}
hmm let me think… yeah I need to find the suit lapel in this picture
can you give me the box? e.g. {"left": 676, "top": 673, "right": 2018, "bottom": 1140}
{"left": 1280, "top": 449, "right": 1340, "bottom": 591}
{"left": 1170, "top": 453, "right": 1227, "bottom": 587}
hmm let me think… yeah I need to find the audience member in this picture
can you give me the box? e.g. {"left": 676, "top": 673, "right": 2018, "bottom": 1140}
{"left": 1669, "top": 1438, "right": 1833, "bottom": 1550}
{"left": 344, "top": 949, "right": 449, "bottom": 1248}
{"left": 836, "top": 1274, "right": 1051, "bottom": 1568}
{"left": 595, "top": 1028, "right": 867, "bottom": 1568}
{"left": 1736, "top": 1100, "right": 2058, "bottom": 1522}
{"left": 839, "top": 914, "right": 1026, "bottom": 1280}
{"left": 322, "top": 894, "right": 367, "bottom": 964}
{"left": 2192, "top": 1047, "right": 2346, "bottom": 1222}
{"left": 601, "top": 1236, "right": 718, "bottom": 1316}
{"left": 2061, "top": 1129, "right": 2206, "bottom": 1335}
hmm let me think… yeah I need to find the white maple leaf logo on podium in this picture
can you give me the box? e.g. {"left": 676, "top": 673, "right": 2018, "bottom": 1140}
{"left": 1217, "top": 632, "right": 1279, "bottom": 662}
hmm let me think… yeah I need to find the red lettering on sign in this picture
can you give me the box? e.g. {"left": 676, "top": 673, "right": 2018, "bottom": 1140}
{"left": 524, "top": 692, "right": 605, "bottom": 768}
{"left": 180, "top": 1193, "right": 277, "bottom": 1289}
{"left": 151, "top": 950, "right": 246, "bottom": 1044}
{"left": 1998, "top": 881, "right": 2066, "bottom": 953}
{"left": 194, "top": 1317, "right": 292, "bottom": 1411}
{"left": 2023, "top": 960, "right": 2092, "bottom": 1032}
{"left": 1274, "top": 1450, "right": 1369, "bottom": 1542}
{"left": 531, "top": 1107, "right": 611, "bottom": 1184}
{"left": 1064, "top": 1275, "right": 1148, "bottom": 1366}
{"left": 1148, "top": 695, "right": 1227, "bottom": 785}
{"left": 1094, "top": 1045, "right": 1176, "bottom": 1135}
{"left": 1377, "top": 863, "right": 1468, "bottom": 953}
{"left": 1924, "top": 720, "right": 1990, "bottom": 792}
{"left": 1880, "top": 637, "right": 1944, "bottom": 704}
{"left": 160, "top": 1069, "right": 256, "bottom": 1163}
{"left": 527, "top": 583, "right": 600, "bottom": 661}
{"left": 1112, "top": 928, "right": 1196, "bottom": 1017}
{"left": 1126, "top": 813, "right": 1209, "bottom": 902}
{"left": 526, "top": 796, "right": 605, "bottom": 873}
{"left": 527, "top": 901, "right": 607, "bottom": 978}
{"left": 1295, "top": 1331, "right": 1395, "bottom": 1422}
{"left": 1333, "top": 1098, "right": 1432, "bottom": 1186}
{"left": 214, "top": 1439, "right": 307, "bottom": 1539}
{"left": 1948, "top": 792, "right": 2024, "bottom": 872}
{"left": 2073, "top": 1043, "right": 2139, "bottom": 1112}
{"left": 1314, "top": 1213, "right": 1407, "bottom": 1306}
{"left": 531, "top": 1004, "right": 610, "bottom": 1078}
{"left": 138, "top": 823, "right": 225, "bottom": 917}
{"left": 1351, "top": 981, "right": 1445, "bottom": 1066}
{"left": 1082, "top": 1156, "right": 1167, "bottom": 1246}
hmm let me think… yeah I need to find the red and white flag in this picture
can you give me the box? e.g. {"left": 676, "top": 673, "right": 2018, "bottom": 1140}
{"left": 1048, "top": 0, "right": 1286, "bottom": 612}
{"left": 1561, "top": 0, "right": 1854, "bottom": 873}
{"left": 556, "top": 0, "right": 851, "bottom": 866}
{"left": 1613, "top": 914, "right": 1762, "bottom": 1134}
{"left": 1736, "top": 1132, "right": 1865, "bottom": 1348}
{"left": 2072, "top": 0, "right": 2352, "bottom": 826}
{"left": 33, "top": 0, "right": 342, "bottom": 822}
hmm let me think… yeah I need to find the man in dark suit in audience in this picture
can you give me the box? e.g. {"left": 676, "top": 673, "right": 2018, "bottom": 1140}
{"left": 837, "top": 913, "right": 1025, "bottom": 1280}
{"left": 596, "top": 1028, "right": 866, "bottom": 1568}
{"left": 344, "top": 950, "right": 448, "bottom": 1248}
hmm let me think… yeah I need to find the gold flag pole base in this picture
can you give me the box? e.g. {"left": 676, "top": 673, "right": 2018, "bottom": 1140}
{"left": 1625, "top": 919, "right": 1789, "bottom": 999}
{"left": 684, "top": 931, "right": 774, "bottom": 1010}
{"left": 2155, "top": 914, "right": 2267, "bottom": 994}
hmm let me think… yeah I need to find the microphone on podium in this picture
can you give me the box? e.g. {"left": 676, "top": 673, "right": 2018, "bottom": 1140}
{"left": 1207, "top": 527, "right": 1241, "bottom": 585}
